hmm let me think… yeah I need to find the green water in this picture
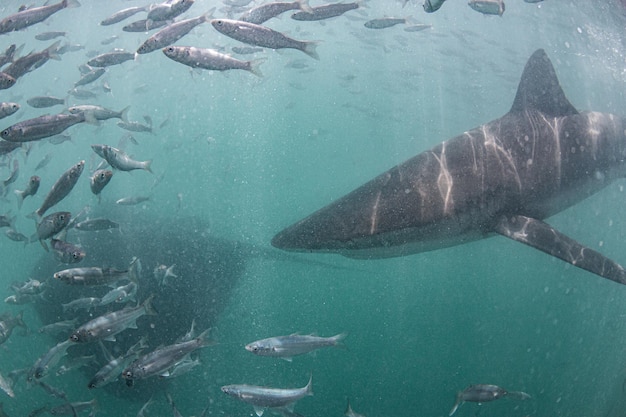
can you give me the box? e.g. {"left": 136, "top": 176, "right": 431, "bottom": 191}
{"left": 1, "top": 0, "right": 626, "bottom": 416}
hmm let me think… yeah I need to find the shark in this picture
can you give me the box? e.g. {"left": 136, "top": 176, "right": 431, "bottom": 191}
{"left": 271, "top": 49, "right": 626, "bottom": 285}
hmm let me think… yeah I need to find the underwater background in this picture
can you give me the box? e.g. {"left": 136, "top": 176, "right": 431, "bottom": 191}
{"left": 1, "top": 0, "right": 626, "bottom": 416}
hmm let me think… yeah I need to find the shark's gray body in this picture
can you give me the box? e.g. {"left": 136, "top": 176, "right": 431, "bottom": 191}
{"left": 272, "top": 49, "right": 626, "bottom": 285}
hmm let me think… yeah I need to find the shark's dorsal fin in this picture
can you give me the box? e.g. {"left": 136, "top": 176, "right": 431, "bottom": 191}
{"left": 509, "top": 49, "right": 579, "bottom": 117}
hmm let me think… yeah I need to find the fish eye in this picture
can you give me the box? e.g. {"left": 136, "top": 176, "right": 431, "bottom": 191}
{"left": 167, "top": 47, "right": 174, "bottom": 53}
{"left": 59, "top": 214, "right": 65, "bottom": 220}
{"left": 70, "top": 334, "right": 79, "bottom": 342}
{"left": 216, "top": 20, "right": 223, "bottom": 25}
{"left": 1, "top": 129, "right": 9, "bottom": 136}
{"left": 72, "top": 251, "right": 81, "bottom": 259}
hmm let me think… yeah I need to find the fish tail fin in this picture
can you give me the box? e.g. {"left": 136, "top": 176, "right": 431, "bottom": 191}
{"left": 45, "top": 41, "right": 62, "bottom": 61}
{"left": 298, "top": 0, "right": 313, "bottom": 13}
{"left": 119, "top": 105, "right": 131, "bottom": 122}
{"left": 248, "top": 58, "right": 265, "bottom": 77}
{"left": 14, "top": 190, "right": 24, "bottom": 209}
{"left": 196, "top": 328, "right": 216, "bottom": 347}
{"left": 15, "top": 311, "right": 26, "bottom": 328}
{"left": 143, "top": 160, "right": 153, "bottom": 174}
{"left": 302, "top": 41, "right": 319, "bottom": 60}
{"left": 345, "top": 398, "right": 354, "bottom": 416}
{"left": 143, "top": 294, "right": 158, "bottom": 316}
{"left": 65, "top": 0, "right": 81, "bottom": 8}
{"left": 203, "top": 8, "right": 216, "bottom": 21}
{"left": 330, "top": 332, "right": 348, "bottom": 347}
{"left": 128, "top": 257, "right": 142, "bottom": 283}
{"left": 449, "top": 393, "right": 463, "bottom": 416}
{"left": 508, "top": 390, "right": 532, "bottom": 400}
{"left": 305, "top": 374, "right": 313, "bottom": 396}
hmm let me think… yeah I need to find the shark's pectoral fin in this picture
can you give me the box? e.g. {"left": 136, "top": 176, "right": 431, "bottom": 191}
{"left": 494, "top": 215, "right": 626, "bottom": 285}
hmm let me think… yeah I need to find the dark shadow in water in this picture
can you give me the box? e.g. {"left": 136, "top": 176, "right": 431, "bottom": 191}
{"left": 30, "top": 214, "right": 249, "bottom": 400}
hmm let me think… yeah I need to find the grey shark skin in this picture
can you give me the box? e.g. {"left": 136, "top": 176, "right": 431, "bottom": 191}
{"left": 272, "top": 49, "right": 626, "bottom": 285}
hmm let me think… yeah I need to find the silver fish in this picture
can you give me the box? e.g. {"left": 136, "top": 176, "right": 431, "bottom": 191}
{"left": 75, "top": 218, "right": 119, "bottom": 231}
{"left": 116, "top": 120, "right": 152, "bottom": 133}
{"left": 0, "top": 72, "right": 16, "bottom": 89}
{"left": 35, "top": 160, "right": 84, "bottom": 217}
{"left": 35, "top": 154, "right": 52, "bottom": 171}
{"left": 364, "top": 17, "right": 407, "bottom": 29}
{"left": 69, "top": 105, "right": 129, "bottom": 121}
{"left": 0, "top": 311, "right": 26, "bottom": 344}
{"left": 91, "top": 144, "right": 152, "bottom": 172}
{"left": 35, "top": 211, "right": 71, "bottom": 243}
{"left": 11, "top": 278, "right": 45, "bottom": 295}
{"left": 74, "top": 67, "right": 106, "bottom": 87}
{"left": 3, "top": 41, "right": 61, "bottom": 80}
{"left": 240, "top": 0, "right": 311, "bottom": 24}
{"left": 26, "top": 96, "right": 65, "bottom": 108}
{"left": 468, "top": 0, "right": 505, "bottom": 16}
{"left": 0, "top": 113, "right": 85, "bottom": 142}
{"left": 38, "top": 318, "right": 78, "bottom": 336}
{"left": 99, "top": 281, "right": 137, "bottom": 306}
{"left": 211, "top": 19, "right": 318, "bottom": 60}
{"left": 0, "top": 102, "right": 19, "bottom": 119}
{"left": 100, "top": 6, "right": 149, "bottom": 26}
{"left": 31, "top": 340, "right": 72, "bottom": 379}
{"left": 69, "top": 295, "right": 156, "bottom": 343}
{"left": 0, "top": 372, "right": 14, "bottom": 398}
{"left": 122, "top": 329, "right": 211, "bottom": 384}
{"left": 423, "top": 0, "right": 446, "bottom": 12}
{"left": 5, "top": 228, "right": 28, "bottom": 243}
{"left": 35, "top": 31, "right": 66, "bottom": 40}
{"left": 62, "top": 297, "right": 100, "bottom": 312}
{"left": 163, "top": 46, "right": 264, "bottom": 76}
{"left": 0, "top": 0, "right": 80, "bottom": 34}
{"left": 48, "top": 399, "right": 97, "bottom": 416}
{"left": 116, "top": 196, "right": 150, "bottom": 205}
{"left": 4, "top": 293, "right": 36, "bottom": 304}
{"left": 89, "top": 169, "right": 113, "bottom": 198}
{"left": 245, "top": 332, "right": 346, "bottom": 360}
{"left": 51, "top": 239, "right": 85, "bottom": 264}
{"left": 137, "top": 13, "right": 212, "bottom": 54}
{"left": 403, "top": 23, "right": 432, "bottom": 32}
{"left": 87, "top": 49, "right": 135, "bottom": 67}
{"left": 88, "top": 339, "right": 146, "bottom": 388}
{"left": 291, "top": 2, "right": 357, "bottom": 20}
{"left": 221, "top": 376, "right": 313, "bottom": 416}
{"left": 449, "top": 384, "right": 531, "bottom": 416}
{"left": 123, "top": 18, "right": 168, "bottom": 32}
{"left": 147, "top": 0, "right": 195, "bottom": 22}
{"left": 54, "top": 266, "right": 131, "bottom": 286}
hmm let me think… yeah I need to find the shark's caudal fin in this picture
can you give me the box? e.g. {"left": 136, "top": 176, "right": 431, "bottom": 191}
{"left": 495, "top": 215, "right": 626, "bottom": 285}
{"left": 509, "top": 49, "right": 579, "bottom": 117}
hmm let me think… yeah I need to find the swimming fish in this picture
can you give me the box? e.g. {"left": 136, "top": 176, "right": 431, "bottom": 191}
{"left": 245, "top": 333, "right": 346, "bottom": 360}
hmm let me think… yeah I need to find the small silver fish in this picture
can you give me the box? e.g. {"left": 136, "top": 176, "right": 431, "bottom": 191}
{"left": 74, "top": 67, "right": 106, "bottom": 87}
{"left": 26, "top": 96, "right": 65, "bottom": 108}
{"left": 0, "top": 0, "right": 80, "bottom": 34}
{"left": 54, "top": 266, "right": 131, "bottom": 286}
{"left": 50, "top": 238, "right": 86, "bottom": 264}
{"left": 89, "top": 169, "right": 113, "bottom": 197}
{"left": 137, "top": 13, "right": 213, "bottom": 54}
{"left": 62, "top": 297, "right": 101, "bottom": 312}
{"left": 291, "top": 2, "right": 357, "bottom": 20}
{"left": 31, "top": 340, "right": 72, "bottom": 379}
{"left": 34, "top": 211, "right": 71, "bottom": 244}
{"left": 0, "top": 311, "right": 26, "bottom": 345}
{"left": 211, "top": 19, "right": 318, "bottom": 60}
{"left": 116, "top": 196, "right": 150, "bottom": 206}
{"left": 69, "top": 105, "right": 129, "bottom": 121}
{"left": 100, "top": 6, "right": 149, "bottom": 25}
{"left": 1, "top": 113, "right": 85, "bottom": 142}
{"left": 122, "top": 328, "right": 211, "bottom": 385}
{"left": 35, "top": 160, "right": 84, "bottom": 217}
{"left": 240, "top": 0, "right": 311, "bottom": 24}
{"left": 364, "top": 17, "right": 407, "bottom": 29}
{"left": 48, "top": 399, "right": 97, "bottom": 416}
{"left": 5, "top": 228, "right": 28, "bottom": 243}
{"left": 91, "top": 144, "right": 152, "bottom": 172}
{"left": 69, "top": 295, "right": 156, "bottom": 343}
{"left": 245, "top": 333, "right": 346, "bottom": 360}
{"left": 468, "top": 0, "right": 505, "bottom": 16}
{"left": 221, "top": 376, "right": 313, "bottom": 416}
{"left": 75, "top": 218, "right": 119, "bottom": 231}
{"left": 99, "top": 281, "right": 137, "bottom": 306}
{"left": 0, "top": 102, "right": 19, "bottom": 119}
{"left": 147, "top": 0, "right": 195, "bottom": 22}
{"left": 123, "top": 18, "right": 168, "bottom": 32}
{"left": 449, "top": 384, "right": 530, "bottom": 416}
{"left": 424, "top": 0, "right": 446, "bottom": 12}
{"left": 163, "top": 46, "right": 264, "bottom": 76}
{"left": 38, "top": 318, "right": 78, "bottom": 336}
{"left": 87, "top": 49, "right": 135, "bottom": 67}
{"left": 35, "top": 31, "right": 67, "bottom": 40}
